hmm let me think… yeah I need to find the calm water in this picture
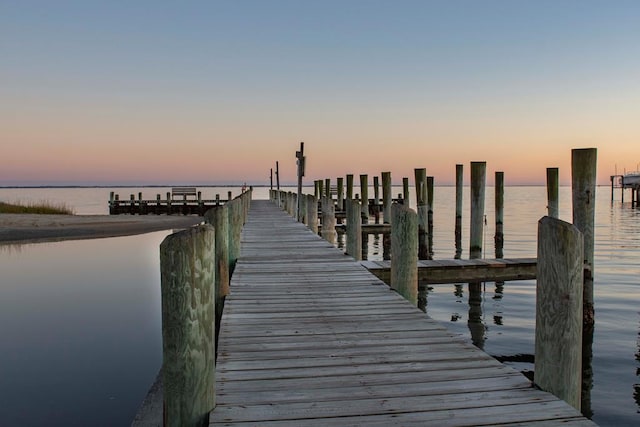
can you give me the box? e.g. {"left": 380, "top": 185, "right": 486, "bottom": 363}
{"left": 1, "top": 185, "right": 639, "bottom": 426}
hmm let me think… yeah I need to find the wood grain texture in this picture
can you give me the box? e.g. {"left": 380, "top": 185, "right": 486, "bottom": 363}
{"left": 382, "top": 171, "right": 392, "bottom": 224}
{"left": 470, "top": 161, "right": 486, "bottom": 259}
{"left": 535, "top": 216, "right": 584, "bottom": 410}
{"left": 320, "top": 196, "right": 336, "bottom": 243}
{"left": 345, "top": 198, "right": 362, "bottom": 260}
{"left": 391, "top": 203, "right": 418, "bottom": 305}
{"left": 209, "top": 200, "right": 595, "bottom": 426}
{"left": 160, "top": 225, "right": 215, "bottom": 427}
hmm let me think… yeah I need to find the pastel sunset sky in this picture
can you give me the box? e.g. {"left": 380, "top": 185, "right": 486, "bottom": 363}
{"left": 2, "top": 1, "right": 639, "bottom": 186}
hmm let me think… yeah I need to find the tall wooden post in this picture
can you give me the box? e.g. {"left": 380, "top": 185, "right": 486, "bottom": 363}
{"left": 547, "top": 167, "right": 559, "bottom": 218}
{"left": 325, "top": 178, "right": 331, "bottom": 199}
{"left": 337, "top": 177, "right": 344, "bottom": 211}
{"left": 495, "top": 171, "right": 504, "bottom": 258}
{"left": 382, "top": 171, "right": 392, "bottom": 224}
{"left": 296, "top": 142, "right": 305, "bottom": 221}
{"left": 572, "top": 148, "right": 597, "bottom": 325}
{"left": 345, "top": 199, "right": 362, "bottom": 260}
{"left": 307, "top": 194, "right": 318, "bottom": 234}
{"left": 270, "top": 168, "right": 273, "bottom": 190}
{"left": 402, "top": 177, "right": 410, "bottom": 207}
{"left": 455, "top": 164, "right": 463, "bottom": 259}
{"left": 360, "top": 174, "right": 369, "bottom": 224}
{"left": 391, "top": 203, "right": 418, "bottom": 305}
{"left": 160, "top": 225, "right": 216, "bottom": 427}
{"left": 470, "top": 162, "right": 486, "bottom": 259}
{"left": 427, "top": 176, "right": 434, "bottom": 258}
{"left": 373, "top": 176, "right": 380, "bottom": 223}
{"left": 535, "top": 216, "right": 583, "bottom": 410}
{"left": 346, "top": 174, "right": 354, "bottom": 200}
{"left": 321, "top": 196, "right": 337, "bottom": 244}
{"left": 275, "top": 161, "right": 281, "bottom": 207}
{"left": 204, "top": 206, "right": 229, "bottom": 324}
{"left": 414, "top": 168, "right": 428, "bottom": 259}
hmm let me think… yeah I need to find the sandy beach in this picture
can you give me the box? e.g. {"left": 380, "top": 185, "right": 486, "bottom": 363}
{"left": 0, "top": 214, "right": 204, "bottom": 244}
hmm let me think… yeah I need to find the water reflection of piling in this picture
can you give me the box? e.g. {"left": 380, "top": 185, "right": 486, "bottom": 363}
{"left": 467, "top": 282, "right": 485, "bottom": 350}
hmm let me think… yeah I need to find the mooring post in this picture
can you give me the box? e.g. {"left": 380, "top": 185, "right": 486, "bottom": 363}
{"left": 547, "top": 167, "right": 559, "bottom": 218}
{"left": 307, "top": 194, "right": 318, "bottom": 233}
{"left": 275, "top": 161, "right": 281, "bottom": 207}
{"left": 360, "top": 174, "right": 369, "bottom": 224}
{"left": 296, "top": 142, "right": 305, "bottom": 221}
{"left": 373, "top": 176, "right": 380, "bottom": 224}
{"left": 427, "top": 176, "right": 434, "bottom": 258}
{"left": 337, "top": 177, "right": 344, "bottom": 211}
{"left": 402, "top": 177, "right": 410, "bottom": 207}
{"left": 204, "top": 206, "right": 230, "bottom": 324}
{"left": 470, "top": 162, "right": 486, "bottom": 259}
{"left": 382, "top": 171, "right": 392, "bottom": 224}
{"left": 414, "top": 168, "right": 428, "bottom": 259}
{"left": 495, "top": 171, "right": 504, "bottom": 259}
{"left": 346, "top": 174, "right": 354, "bottom": 200}
{"left": 572, "top": 147, "right": 597, "bottom": 325}
{"left": 160, "top": 225, "right": 216, "bottom": 427}
{"left": 325, "top": 178, "right": 331, "bottom": 200}
{"left": 227, "top": 191, "right": 232, "bottom": 201}
{"left": 345, "top": 198, "right": 362, "bottom": 260}
{"left": 321, "top": 196, "right": 337, "bottom": 244}
{"left": 455, "top": 164, "right": 463, "bottom": 259}
{"left": 228, "top": 199, "right": 243, "bottom": 274}
{"left": 391, "top": 203, "right": 418, "bottom": 305}
{"left": 535, "top": 216, "right": 583, "bottom": 410}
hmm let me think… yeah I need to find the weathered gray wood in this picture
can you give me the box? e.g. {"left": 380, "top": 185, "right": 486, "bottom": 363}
{"left": 160, "top": 225, "right": 215, "bottom": 427}
{"left": 455, "top": 164, "right": 463, "bottom": 259}
{"left": 209, "top": 200, "right": 594, "bottom": 427}
{"left": 402, "top": 177, "right": 409, "bottom": 207}
{"left": 414, "top": 168, "right": 428, "bottom": 259}
{"left": 391, "top": 203, "right": 418, "bottom": 305}
{"left": 427, "top": 176, "right": 434, "bottom": 258}
{"left": 321, "top": 196, "right": 336, "bottom": 243}
{"left": 296, "top": 142, "right": 305, "bottom": 221}
{"left": 470, "top": 161, "right": 486, "bottom": 259}
{"left": 535, "top": 216, "right": 583, "bottom": 410}
{"left": 346, "top": 174, "right": 354, "bottom": 200}
{"left": 382, "top": 171, "right": 392, "bottom": 224}
{"left": 275, "top": 160, "right": 281, "bottom": 207}
{"left": 363, "top": 258, "right": 537, "bottom": 284}
{"left": 345, "top": 198, "right": 362, "bottom": 260}
{"left": 495, "top": 171, "right": 504, "bottom": 259}
{"left": 571, "top": 147, "right": 597, "bottom": 325}
{"left": 204, "top": 205, "right": 230, "bottom": 321}
{"left": 360, "top": 174, "right": 369, "bottom": 224}
{"left": 306, "top": 194, "right": 318, "bottom": 234}
{"left": 336, "top": 177, "right": 344, "bottom": 211}
{"left": 547, "top": 167, "right": 559, "bottom": 218}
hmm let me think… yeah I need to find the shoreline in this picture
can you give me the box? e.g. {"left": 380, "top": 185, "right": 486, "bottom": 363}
{"left": 0, "top": 214, "right": 204, "bottom": 244}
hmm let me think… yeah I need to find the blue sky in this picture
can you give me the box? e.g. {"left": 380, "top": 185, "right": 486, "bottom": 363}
{"left": 2, "top": 1, "right": 639, "bottom": 185}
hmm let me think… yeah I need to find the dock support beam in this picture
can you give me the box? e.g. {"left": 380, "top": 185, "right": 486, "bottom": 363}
{"left": 469, "top": 162, "right": 486, "bottom": 259}
{"left": 391, "top": 203, "right": 418, "bottom": 305}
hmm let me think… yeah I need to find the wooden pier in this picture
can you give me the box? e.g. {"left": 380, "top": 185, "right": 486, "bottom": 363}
{"left": 210, "top": 200, "right": 594, "bottom": 426}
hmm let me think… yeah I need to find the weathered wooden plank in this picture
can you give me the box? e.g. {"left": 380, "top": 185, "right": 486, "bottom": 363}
{"left": 210, "top": 200, "right": 594, "bottom": 426}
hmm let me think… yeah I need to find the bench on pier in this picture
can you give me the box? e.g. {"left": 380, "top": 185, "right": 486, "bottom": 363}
{"left": 171, "top": 187, "right": 197, "bottom": 200}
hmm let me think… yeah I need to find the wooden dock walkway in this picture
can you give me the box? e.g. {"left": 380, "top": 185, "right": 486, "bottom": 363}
{"left": 210, "top": 200, "right": 595, "bottom": 426}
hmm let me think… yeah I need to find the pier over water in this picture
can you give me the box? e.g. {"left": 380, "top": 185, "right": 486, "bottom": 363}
{"left": 209, "top": 200, "right": 594, "bottom": 426}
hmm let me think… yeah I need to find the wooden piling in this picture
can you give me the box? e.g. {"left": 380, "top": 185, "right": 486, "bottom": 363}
{"left": 391, "top": 203, "right": 418, "bottom": 305}
{"left": 403, "top": 177, "right": 410, "bottom": 207}
{"left": 547, "top": 167, "right": 559, "bottom": 218}
{"left": 373, "top": 176, "right": 380, "bottom": 223}
{"left": 204, "top": 206, "right": 230, "bottom": 324}
{"left": 455, "top": 164, "right": 463, "bottom": 259}
{"left": 572, "top": 148, "right": 597, "bottom": 325}
{"left": 495, "top": 171, "right": 504, "bottom": 259}
{"left": 414, "top": 168, "right": 428, "bottom": 259}
{"left": 321, "top": 196, "right": 336, "bottom": 244}
{"left": 307, "top": 194, "right": 318, "bottom": 234}
{"left": 346, "top": 174, "right": 354, "bottom": 200}
{"left": 382, "top": 171, "right": 392, "bottom": 224}
{"left": 470, "top": 162, "right": 486, "bottom": 259}
{"left": 337, "top": 177, "right": 344, "bottom": 211}
{"left": 360, "top": 174, "right": 369, "bottom": 224}
{"left": 427, "top": 176, "right": 434, "bottom": 258}
{"left": 535, "top": 216, "right": 583, "bottom": 410}
{"left": 345, "top": 198, "right": 362, "bottom": 261}
{"left": 160, "top": 225, "right": 216, "bottom": 427}
{"left": 276, "top": 161, "right": 281, "bottom": 207}
{"left": 325, "top": 178, "right": 331, "bottom": 199}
